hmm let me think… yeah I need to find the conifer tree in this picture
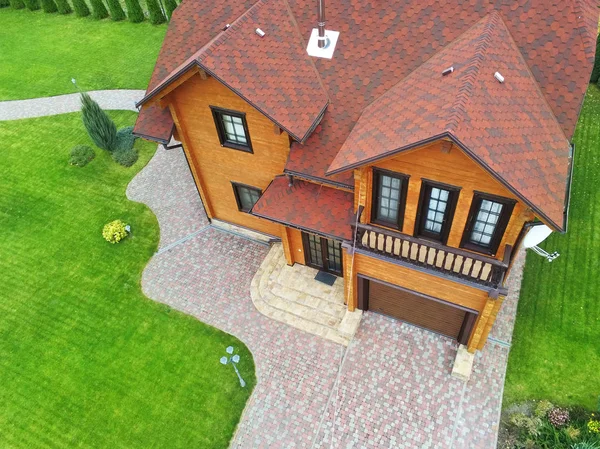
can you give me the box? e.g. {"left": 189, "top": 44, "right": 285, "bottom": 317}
{"left": 55, "top": 0, "right": 72, "bottom": 13}
{"left": 71, "top": 0, "right": 89, "bottom": 16}
{"left": 145, "top": 0, "right": 165, "bottom": 24}
{"left": 590, "top": 34, "right": 600, "bottom": 84}
{"left": 9, "top": 0, "right": 25, "bottom": 9}
{"left": 40, "top": 0, "right": 58, "bottom": 12}
{"left": 23, "top": 0, "right": 41, "bottom": 10}
{"left": 106, "top": 0, "right": 124, "bottom": 20}
{"left": 0, "top": 0, "right": 10, "bottom": 8}
{"left": 89, "top": 0, "right": 107, "bottom": 19}
{"left": 124, "top": 0, "right": 143, "bottom": 22}
{"left": 80, "top": 93, "right": 118, "bottom": 152}
{"left": 163, "top": 0, "right": 176, "bottom": 20}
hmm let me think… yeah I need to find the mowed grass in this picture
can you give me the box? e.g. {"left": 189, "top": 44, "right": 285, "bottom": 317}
{"left": 504, "top": 85, "right": 600, "bottom": 410}
{"left": 0, "top": 112, "right": 255, "bottom": 448}
{"left": 0, "top": 8, "right": 166, "bottom": 100}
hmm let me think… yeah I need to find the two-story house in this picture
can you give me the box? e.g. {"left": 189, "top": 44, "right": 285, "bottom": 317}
{"left": 133, "top": 0, "right": 598, "bottom": 353}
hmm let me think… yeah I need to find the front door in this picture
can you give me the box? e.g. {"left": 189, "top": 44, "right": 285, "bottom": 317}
{"left": 302, "top": 232, "right": 343, "bottom": 276}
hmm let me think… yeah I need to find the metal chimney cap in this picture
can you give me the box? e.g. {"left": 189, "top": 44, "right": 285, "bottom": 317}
{"left": 255, "top": 28, "right": 266, "bottom": 37}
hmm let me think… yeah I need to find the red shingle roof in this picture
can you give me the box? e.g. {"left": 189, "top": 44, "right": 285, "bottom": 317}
{"left": 136, "top": 0, "right": 328, "bottom": 143}
{"left": 251, "top": 176, "right": 355, "bottom": 240}
{"left": 133, "top": 103, "right": 174, "bottom": 144}
{"left": 328, "top": 12, "right": 571, "bottom": 230}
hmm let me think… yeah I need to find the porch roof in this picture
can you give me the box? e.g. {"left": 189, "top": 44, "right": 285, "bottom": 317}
{"left": 251, "top": 176, "right": 354, "bottom": 241}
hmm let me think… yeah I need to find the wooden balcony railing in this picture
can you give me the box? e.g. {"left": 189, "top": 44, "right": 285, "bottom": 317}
{"left": 352, "top": 222, "right": 510, "bottom": 289}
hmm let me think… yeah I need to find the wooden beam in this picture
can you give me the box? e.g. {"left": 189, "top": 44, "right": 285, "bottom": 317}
{"left": 273, "top": 124, "right": 282, "bottom": 135}
{"left": 281, "top": 226, "right": 294, "bottom": 266}
{"left": 343, "top": 247, "right": 357, "bottom": 311}
{"left": 148, "top": 66, "right": 201, "bottom": 107}
{"left": 440, "top": 141, "right": 453, "bottom": 153}
{"left": 467, "top": 294, "right": 499, "bottom": 352}
{"left": 167, "top": 102, "right": 215, "bottom": 219}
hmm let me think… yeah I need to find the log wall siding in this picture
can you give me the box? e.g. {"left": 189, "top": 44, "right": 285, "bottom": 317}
{"left": 288, "top": 228, "right": 306, "bottom": 265}
{"left": 166, "top": 75, "right": 291, "bottom": 236}
{"left": 355, "top": 140, "right": 535, "bottom": 261}
{"left": 351, "top": 252, "right": 489, "bottom": 313}
{"left": 343, "top": 247, "right": 357, "bottom": 311}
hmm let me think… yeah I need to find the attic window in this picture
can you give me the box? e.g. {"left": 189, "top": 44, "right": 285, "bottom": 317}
{"left": 210, "top": 106, "right": 253, "bottom": 153}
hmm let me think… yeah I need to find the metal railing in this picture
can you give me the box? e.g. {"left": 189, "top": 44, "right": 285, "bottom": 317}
{"left": 353, "top": 222, "right": 510, "bottom": 289}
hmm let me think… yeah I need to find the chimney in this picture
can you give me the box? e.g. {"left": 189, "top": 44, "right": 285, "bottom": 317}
{"left": 317, "top": 0, "right": 326, "bottom": 48}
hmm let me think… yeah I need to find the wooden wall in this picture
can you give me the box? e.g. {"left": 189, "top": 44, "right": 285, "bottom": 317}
{"left": 356, "top": 140, "right": 535, "bottom": 261}
{"left": 165, "top": 74, "right": 290, "bottom": 236}
{"left": 281, "top": 226, "right": 306, "bottom": 265}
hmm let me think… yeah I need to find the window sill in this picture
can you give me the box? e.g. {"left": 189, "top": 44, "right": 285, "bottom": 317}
{"left": 460, "top": 242, "right": 496, "bottom": 257}
{"left": 222, "top": 142, "right": 253, "bottom": 153}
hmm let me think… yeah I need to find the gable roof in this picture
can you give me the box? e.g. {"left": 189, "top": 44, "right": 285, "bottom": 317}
{"left": 135, "top": 0, "right": 328, "bottom": 143}
{"left": 327, "top": 12, "right": 571, "bottom": 230}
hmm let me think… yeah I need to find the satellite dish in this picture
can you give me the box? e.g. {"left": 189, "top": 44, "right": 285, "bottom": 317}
{"left": 522, "top": 224, "right": 553, "bottom": 248}
{"left": 522, "top": 224, "right": 560, "bottom": 262}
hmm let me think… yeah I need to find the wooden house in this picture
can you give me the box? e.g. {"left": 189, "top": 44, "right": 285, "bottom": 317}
{"left": 134, "top": 0, "right": 598, "bottom": 352}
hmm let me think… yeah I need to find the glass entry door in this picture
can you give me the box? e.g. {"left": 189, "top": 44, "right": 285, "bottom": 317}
{"left": 302, "top": 232, "right": 343, "bottom": 276}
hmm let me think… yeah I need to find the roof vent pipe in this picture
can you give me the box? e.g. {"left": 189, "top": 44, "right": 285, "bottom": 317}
{"left": 317, "top": 0, "right": 326, "bottom": 48}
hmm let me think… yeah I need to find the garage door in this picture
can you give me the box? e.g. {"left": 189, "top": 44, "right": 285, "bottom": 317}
{"left": 360, "top": 278, "right": 476, "bottom": 344}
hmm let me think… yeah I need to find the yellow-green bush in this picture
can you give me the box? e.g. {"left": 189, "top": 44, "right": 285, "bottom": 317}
{"left": 102, "top": 219, "right": 128, "bottom": 244}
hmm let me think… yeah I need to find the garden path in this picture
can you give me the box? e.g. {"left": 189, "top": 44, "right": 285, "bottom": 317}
{"left": 0, "top": 90, "right": 144, "bottom": 121}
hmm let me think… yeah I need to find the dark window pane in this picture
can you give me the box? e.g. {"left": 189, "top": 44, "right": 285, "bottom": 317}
{"left": 376, "top": 174, "right": 402, "bottom": 224}
{"left": 219, "top": 112, "right": 248, "bottom": 147}
{"left": 235, "top": 185, "right": 261, "bottom": 212}
{"left": 469, "top": 199, "right": 503, "bottom": 247}
{"left": 424, "top": 187, "right": 450, "bottom": 235}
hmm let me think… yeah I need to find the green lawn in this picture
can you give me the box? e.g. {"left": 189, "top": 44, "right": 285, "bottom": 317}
{"left": 0, "top": 8, "right": 166, "bottom": 100}
{"left": 0, "top": 112, "right": 255, "bottom": 448}
{"left": 504, "top": 85, "right": 600, "bottom": 410}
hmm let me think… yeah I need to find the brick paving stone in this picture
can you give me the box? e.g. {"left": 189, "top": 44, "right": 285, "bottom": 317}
{"left": 130, "top": 146, "right": 527, "bottom": 449}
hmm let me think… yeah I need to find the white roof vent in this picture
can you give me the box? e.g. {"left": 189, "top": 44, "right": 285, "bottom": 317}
{"left": 442, "top": 66, "right": 454, "bottom": 76}
{"left": 494, "top": 72, "right": 505, "bottom": 83}
{"left": 306, "top": 0, "right": 339, "bottom": 59}
{"left": 255, "top": 28, "right": 265, "bottom": 37}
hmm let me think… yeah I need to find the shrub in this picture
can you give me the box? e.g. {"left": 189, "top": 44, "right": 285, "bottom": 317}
{"left": 535, "top": 400, "right": 554, "bottom": 418}
{"left": 163, "top": 0, "right": 176, "bottom": 19}
{"left": 115, "top": 126, "right": 137, "bottom": 151}
{"left": 145, "top": 0, "right": 166, "bottom": 24}
{"left": 80, "top": 93, "right": 117, "bottom": 152}
{"left": 89, "top": 0, "right": 107, "bottom": 19}
{"left": 588, "top": 413, "right": 600, "bottom": 433}
{"left": 69, "top": 145, "right": 95, "bottom": 167}
{"left": 0, "top": 0, "right": 9, "bottom": 8}
{"left": 564, "top": 425, "right": 581, "bottom": 441}
{"left": 55, "top": 0, "right": 71, "bottom": 13}
{"left": 102, "top": 220, "right": 128, "bottom": 244}
{"left": 124, "top": 0, "right": 143, "bottom": 22}
{"left": 9, "top": 0, "right": 25, "bottom": 8}
{"left": 40, "top": 0, "right": 57, "bottom": 12}
{"left": 112, "top": 149, "right": 139, "bottom": 167}
{"left": 71, "top": 0, "right": 89, "bottom": 16}
{"left": 23, "top": 0, "right": 40, "bottom": 10}
{"left": 549, "top": 407, "right": 571, "bottom": 428}
{"left": 509, "top": 412, "right": 543, "bottom": 437}
{"left": 591, "top": 34, "right": 600, "bottom": 83}
{"left": 572, "top": 442, "right": 600, "bottom": 449}
{"left": 106, "top": 0, "right": 124, "bottom": 20}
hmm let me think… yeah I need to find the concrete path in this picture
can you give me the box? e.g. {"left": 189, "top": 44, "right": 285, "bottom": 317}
{"left": 0, "top": 90, "right": 145, "bottom": 121}
{"left": 127, "top": 146, "right": 526, "bottom": 449}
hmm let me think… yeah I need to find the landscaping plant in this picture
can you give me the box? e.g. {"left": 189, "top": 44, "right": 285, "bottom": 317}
{"left": 89, "top": 0, "right": 108, "bottom": 19}
{"left": 590, "top": 34, "right": 600, "bottom": 84}
{"left": 9, "top": 0, "right": 25, "bottom": 9}
{"left": 124, "top": 0, "right": 144, "bottom": 22}
{"left": 80, "top": 93, "right": 117, "bottom": 152}
{"left": 55, "top": 0, "right": 72, "bottom": 13}
{"left": 69, "top": 144, "right": 96, "bottom": 167}
{"left": 163, "top": 0, "right": 176, "bottom": 19}
{"left": 71, "top": 0, "right": 89, "bottom": 16}
{"left": 40, "top": 0, "right": 57, "bottom": 12}
{"left": 0, "top": 0, "right": 10, "bottom": 8}
{"left": 102, "top": 219, "right": 128, "bottom": 243}
{"left": 23, "top": 0, "right": 40, "bottom": 10}
{"left": 145, "top": 0, "right": 166, "bottom": 24}
{"left": 116, "top": 126, "right": 137, "bottom": 151}
{"left": 106, "top": 0, "right": 124, "bottom": 20}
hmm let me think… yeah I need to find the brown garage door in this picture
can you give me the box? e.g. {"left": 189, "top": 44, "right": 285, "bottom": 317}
{"left": 363, "top": 278, "right": 476, "bottom": 343}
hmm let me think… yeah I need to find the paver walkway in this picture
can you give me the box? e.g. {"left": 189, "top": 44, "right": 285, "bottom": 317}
{"left": 128, "top": 145, "right": 525, "bottom": 449}
{"left": 0, "top": 90, "right": 144, "bottom": 120}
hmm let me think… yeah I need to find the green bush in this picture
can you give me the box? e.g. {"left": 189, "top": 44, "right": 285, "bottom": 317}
{"left": 572, "top": 442, "right": 600, "bottom": 449}
{"left": 145, "top": 0, "right": 165, "bottom": 24}
{"left": 89, "top": 0, "right": 107, "bottom": 19}
{"left": 112, "top": 149, "right": 139, "bottom": 167}
{"left": 0, "top": 0, "right": 10, "bottom": 8}
{"left": 106, "top": 0, "right": 124, "bottom": 20}
{"left": 102, "top": 219, "right": 129, "bottom": 244}
{"left": 69, "top": 145, "right": 95, "bottom": 167}
{"left": 124, "top": 0, "right": 143, "bottom": 22}
{"left": 9, "top": 0, "right": 25, "bottom": 9}
{"left": 40, "top": 0, "right": 57, "bottom": 12}
{"left": 116, "top": 126, "right": 137, "bottom": 151}
{"left": 80, "top": 93, "right": 117, "bottom": 152}
{"left": 590, "top": 34, "right": 600, "bottom": 84}
{"left": 71, "top": 0, "right": 89, "bottom": 16}
{"left": 55, "top": 0, "right": 71, "bottom": 13}
{"left": 23, "top": 0, "right": 40, "bottom": 10}
{"left": 163, "top": 0, "right": 176, "bottom": 19}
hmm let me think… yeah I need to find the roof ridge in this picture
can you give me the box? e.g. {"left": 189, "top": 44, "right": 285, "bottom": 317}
{"left": 445, "top": 12, "right": 499, "bottom": 133}
{"left": 571, "top": 0, "right": 598, "bottom": 62}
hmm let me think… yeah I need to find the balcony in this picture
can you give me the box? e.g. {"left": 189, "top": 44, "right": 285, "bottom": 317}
{"left": 352, "top": 222, "right": 510, "bottom": 290}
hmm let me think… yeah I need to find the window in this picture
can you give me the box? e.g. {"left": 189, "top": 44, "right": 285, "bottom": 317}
{"left": 232, "top": 182, "right": 261, "bottom": 212}
{"left": 371, "top": 169, "right": 409, "bottom": 230}
{"left": 461, "top": 192, "right": 516, "bottom": 255}
{"left": 211, "top": 107, "right": 252, "bottom": 152}
{"left": 415, "top": 180, "right": 460, "bottom": 244}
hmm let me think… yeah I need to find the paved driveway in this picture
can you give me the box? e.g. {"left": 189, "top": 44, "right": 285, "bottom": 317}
{"left": 128, "top": 147, "right": 523, "bottom": 449}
